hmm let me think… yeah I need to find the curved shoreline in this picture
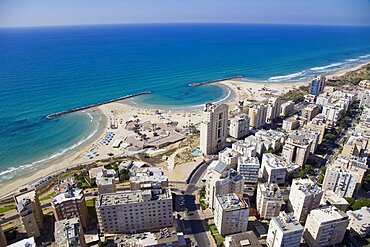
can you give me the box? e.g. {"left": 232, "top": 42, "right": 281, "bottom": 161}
{"left": 0, "top": 109, "right": 108, "bottom": 199}
{"left": 0, "top": 61, "right": 369, "bottom": 199}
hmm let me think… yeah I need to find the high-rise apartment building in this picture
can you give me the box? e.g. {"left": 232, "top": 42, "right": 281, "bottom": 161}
{"left": 289, "top": 178, "right": 323, "bottom": 223}
{"left": 205, "top": 160, "right": 244, "bottom": 209}
{"left": 261, "top": 153, "right": 287, "bottom": 185}
{"left": 200, "top": 103, "right": 229, "bottom": 155}
{"left": 303, "top": 206, "right": 349, "bottom": 247}
{"left": 248, "top": 104, "right": 267, "bottom": 128}
{"left": 214, "top": 193, "right": 249, "bottom": 236}
{"left": 229, "top": 115, "right": 250, "bottom": 139}
{"left": 309, "top": 75, "right": 326, "bottom": 95}
{"left": 266, "top": 97, "right": 281, "bottom": 123}
{"left": 256, "top": 183, "right": 284, "bottom": 220}
{"left": 51, "top": 187, "right": 89, "bottom": 228}
{"left": 282, "top": 133, "right": 311, "bottom": 166}
{"left": 237, "top": 156, "right": 260, "bottom": 184}
{"left": 266, "top": 212, "right": 303, "bottom": 247}
{"left": 14, "top": 190, "right": 44, "bottom": 238}
{"left": 322, "top": 164, "right": 360, "bottom": 198}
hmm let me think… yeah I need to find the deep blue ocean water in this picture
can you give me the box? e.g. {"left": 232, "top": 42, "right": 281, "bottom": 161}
{"left": 0, "top": 24, "right": 370, "bottom": 181}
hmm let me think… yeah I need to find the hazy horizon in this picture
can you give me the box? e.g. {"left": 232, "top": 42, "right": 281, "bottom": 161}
{"left": 0, "top": 0, "right": 369, "bottom": 28}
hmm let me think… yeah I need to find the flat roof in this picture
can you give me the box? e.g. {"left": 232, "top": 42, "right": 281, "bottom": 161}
{"left": 54, "top": 217, "right": 81, "bottom": 247}
{"left": 309, "top": 206, "right": 348, "bottom": 223}
{"left": 226, "top": 231, "right": 262, "bottom": 247}
{"left": 52, "top": 188, "right": 84, "bottom": 204}
{"left": 216, "top": 193, "right": 248, "bottom": 211}
{"left": 292, "top": 178, "right": 322, "bottom": 196}
{"left": 272, "top": 212, "right": 303, "bottom": 232}
{"left": 98, "top": 188, "right": 171, "bottom": 207}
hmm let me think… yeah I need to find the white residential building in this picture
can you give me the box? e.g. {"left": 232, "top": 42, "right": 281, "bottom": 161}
{"left": 303, "top": 206, "right": 349, "bottom": 247}
{"left": 266, "top": 97, "right": 281, "bottom": 123}
{"left": 280, "top": 101, "right": 295, "bottom": 117}
{"left": 214, "top": 193, "right": 249, "bottom": 236}
{"left": 229, "top": 115, "right": 250, "bottom": 139}
{"left": 321, "top": 190, "right": 349, "bottom": 212}
{"left": 360, "top": 89, "right": 370, "bottom": 108}
{"left": 96, "top": 170, "right": 117, "bottom": 195}
{"left": 282, "top": 116, "right": 299, "bottom": 132}
{"left": 322, "top": 164, "right": 360, "bottom": 198}
{"left": 237, "top": 156, "right": 260, "bottom": 184}
{"left": 261, "top": 153, "right": 287, "bottom": 184}
{"left": 256, "top": 183, "right": 284, "bottom": 220}
{"left": 289, "top": 178, "right": 323, "bottom": 223}
{"left": 282, "top": 132, "right": 311, "bottom": 166}
{"left": 219, "top": 147, "right": 241, "bottom": 170}
{"left": 266, "top": 212, "right": 303, "bottom": 247}
{"left": 347, "top": 207, "right": 370, "bottom": 237}
{"left": 129, "top": 167, "right": 168, "bottom": 191}
{"left": 204, "top": 160, "right": 245, "bottom": 209}
{"left": 249, "top": 103, "right": 267, "bottom": 128}
{"left": 232, "top": 140, "right": 257, "bottom": 158}
{"left": 96, "top": 188, "right": 173, "bottom": 234}
{"left": 200, "top": 103, "right": 229, "bottom": 155}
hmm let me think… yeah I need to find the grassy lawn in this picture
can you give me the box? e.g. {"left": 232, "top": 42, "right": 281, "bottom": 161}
{"left": 208, "top": 223, "right": 224, "bottom": 246}
{"left": 40, "top": 191, "right": 57, "bottom": 201}
{"left": 0, "top": 205, "right": 16, "bottom": 214}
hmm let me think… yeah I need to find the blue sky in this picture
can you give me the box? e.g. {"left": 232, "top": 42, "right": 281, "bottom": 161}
{"left": 0, "top": 0, "right": 369, "bottom": 27}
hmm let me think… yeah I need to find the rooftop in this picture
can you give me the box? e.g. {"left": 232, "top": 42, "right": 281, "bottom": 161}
{"left": 211, "top": 160, "right": 229, "bottom": 174}
{"left": 225, "top": 231, "right": 262, "bottom": 247}
{"left": 216, "top": 193, "right": 248, "bottom": 211}
{"left": 292, "top": 178, "right": 322, "bottom": 196}
{"left": 98, "top": 188, "right": 171, "bottom": 207}
{"left": 259, "top": 183, "right": 282, "bottom": 199}
{"left": 347, "top": 207, "right": 370, "bottom": 224}
{"left": 130, "top": 167, "right": 168, "bottom": 183}
{"left": 262, "top": 153, "right": 287, "bottom": 170}
{"left": 238, "top": 156, "right": 260, "bottom": 166}
{"left": 309, "top": 206, "right": 348, "bottom": 223}
{"left": 52, "top": 187, "right": 84, "bottom": 204}
{"left": 273, "top": 212, "right": 303, "bottom": 232}
{"left": 54, "top": 217, "right": 82, "bottom": 247}
{"left": 14, "top": 190, "right": 37, "bottom": 213}
{"left": 323, "top": 190, "right": 349, "bottom": 206}
{"left": 288, "top": 131, "right": 310, "bottom": 146}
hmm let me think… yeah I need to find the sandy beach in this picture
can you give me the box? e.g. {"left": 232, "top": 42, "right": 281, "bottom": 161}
{"left": 0, "top": 61, "right": 368, "bottom": 199}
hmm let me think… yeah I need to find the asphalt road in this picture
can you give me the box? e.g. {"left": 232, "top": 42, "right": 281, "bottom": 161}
{"left": 184, "top": 160, "right": 213, "bottom": 247}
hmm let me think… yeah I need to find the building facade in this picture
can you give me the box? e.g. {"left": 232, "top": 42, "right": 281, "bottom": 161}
{"left": 309, "top": 75, "right": 326, "bottom": 95}
{"left": 14, "top": 190, "right": 44, "bottom": 238}
{"left": 237, "top": 156, "right": 260, "bottom": 184}
{"left": 289, "top": 178, "right": 323, "bottom": 223}
{"left": 229, "top": 115, "right": 250, "bottom": 139}
{"left": 256, "top": 183, "right": 284, "bottom": 220}
{"left": 52, "top": 187, "right": 89, "bottom": 228}
{"left": 200, "top": 103, "right": 229, "bottom": 155}
{"left": 249, "top": 104, "right": 267, "bottom": 128}
{"left": 96, "top": 189, "right": 173, "bottom": 234}
{"left": 266, "top": 212, "right": 303, "bottom": 247}
{"left": 214, "top": 193, "right": 249, "bottom": 236}
{"left": 303, "top": 206, "right": 349, "bottom": 247}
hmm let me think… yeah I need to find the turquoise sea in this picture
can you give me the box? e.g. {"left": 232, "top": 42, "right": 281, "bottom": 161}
{"left": 0, "top": 24, "right": 370, "bottom": 181}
